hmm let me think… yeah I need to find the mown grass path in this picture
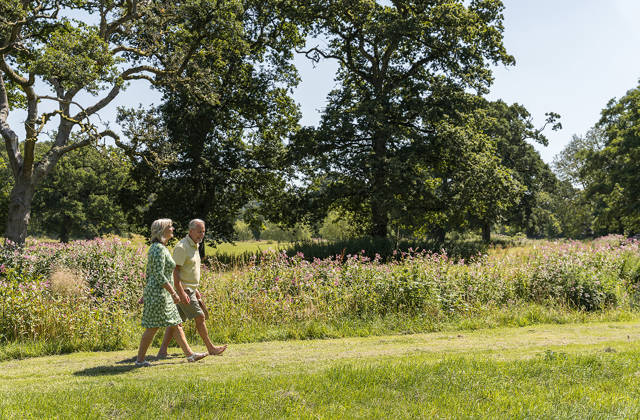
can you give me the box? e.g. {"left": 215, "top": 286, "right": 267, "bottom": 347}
{"left": 3, "top": 321, "right": 640, "bottom": 418}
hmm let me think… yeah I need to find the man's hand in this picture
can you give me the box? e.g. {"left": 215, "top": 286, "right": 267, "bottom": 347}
{"left": 195, "top": 290, "right": 202, "bottom": 300}
{"left": 173, "top": 266, "right": 189, "bottom": 304}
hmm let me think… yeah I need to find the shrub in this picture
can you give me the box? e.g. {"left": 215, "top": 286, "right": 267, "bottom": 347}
{"left": 0, "top": 238, "right": 147, "bottom": 309}
{"left": 285, "top": 237, "right": 488, "bottom": 263}
{"left": 0, "top": 238, "right": 143, "bottom": 353}
{"left": 0, "top": 274, "right": 133, "bottom": 350}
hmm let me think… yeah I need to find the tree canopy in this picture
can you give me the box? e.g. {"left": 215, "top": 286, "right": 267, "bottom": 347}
{"left": 291, "top": 0, "right": 516, "bottom": 238}
{"left": 117, "top": 0, "right": 304, "bottom": 241}
{"left": 0, "top": 0, "right": 304, "bottom": 245}
{"left": 582, "top": 84, "right": 640, "bottom": 235}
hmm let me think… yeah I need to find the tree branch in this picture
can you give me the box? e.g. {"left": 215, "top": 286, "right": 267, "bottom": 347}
{"left": 103, "top": 0, "right": 144, "bottom": 40}
{"left": 72, "top": 65, "right": 164, "bottom": 122}
{"left": 22, "top": 83, "right": 39, "bottom": 178}
{"left": 54, "top": 134, "right": 94, "bottom": 156}
{"left": 0, "top": 56, "right": 30, "bottom": 86}
{"left": 39, "top": 95, "right": 89, "bottom": 115}
{"left": 111, "top": 45, "right": 151, "bottom": 56}
{"left": 297, "top": 46, "right": 342, "bottom": 65}
{"left": 0, "top": 72, "right": 23, "bottom": 179}
{"left": 125, "top": 74, "right": 155, "bottom": 83}
{"left": 33, "top": 124, "right": 120, "bottom": 186}
{"left": 356, "top": 34, "right": 376, "bottom": 67}
{"left": 0, "top": 17, "right": 27, "bottom": 55}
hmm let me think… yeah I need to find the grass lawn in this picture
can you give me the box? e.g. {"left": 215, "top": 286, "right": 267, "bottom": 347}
{"left": 3, "top": 321, "right": 640, "bottom": 418}
{"left": 205, "top": 240, "right": 292, "bottom": 256}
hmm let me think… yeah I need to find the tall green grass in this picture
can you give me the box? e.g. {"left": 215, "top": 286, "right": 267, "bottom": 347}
{"left": 3, "top": 235, "right": 640, "bottom": 360}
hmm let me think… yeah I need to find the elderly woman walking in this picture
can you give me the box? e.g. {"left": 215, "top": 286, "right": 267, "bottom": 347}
{"left": 135, "top": 218, "right": 207, "bottom": 367}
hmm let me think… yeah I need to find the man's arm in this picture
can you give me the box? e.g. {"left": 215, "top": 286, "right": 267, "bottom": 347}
{"left": 173, "top": 266, "right": 190, "bottom": 304}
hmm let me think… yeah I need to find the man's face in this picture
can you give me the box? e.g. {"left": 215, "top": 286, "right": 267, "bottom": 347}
{"left": 189, "top": 222, "right": 206, "bottom": 244}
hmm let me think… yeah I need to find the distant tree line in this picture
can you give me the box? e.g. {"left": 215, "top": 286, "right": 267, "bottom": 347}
{"left": 2, "top": 0, "right": 637, "bottom": 245}
{"left": 552, "top": 82, "right": 640, "bottom": 238}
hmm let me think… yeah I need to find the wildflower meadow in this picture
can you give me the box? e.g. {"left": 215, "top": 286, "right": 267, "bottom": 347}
{"left": 2, "top": 235, "right": 640, "bottom": 359}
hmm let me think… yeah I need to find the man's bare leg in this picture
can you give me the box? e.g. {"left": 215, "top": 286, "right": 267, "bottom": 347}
{"left": 195, "top": 315, "right": 227, "bottom": 355}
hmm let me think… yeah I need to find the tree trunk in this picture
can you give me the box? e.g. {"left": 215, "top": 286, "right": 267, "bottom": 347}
{"left": 59, "top": 215, "right": 71, "bottom": 243}
{"left": 370, "top": 202, "right": 388, "bottom": 237}
{"left": 435, "top": 227, "right": 446, "bottom": 243}
{"left": 482, "top": 222, "right": 491, "bottom": 244}
{"left": 5, "top": 180, "right": 35, "bottom": 246}
{"left": 369, "top": 127, "right": 388, "bottom": 238}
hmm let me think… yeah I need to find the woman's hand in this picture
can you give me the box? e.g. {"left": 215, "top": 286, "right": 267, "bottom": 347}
{"left": 170, "top": 291, "right": 180, "bottom": 304}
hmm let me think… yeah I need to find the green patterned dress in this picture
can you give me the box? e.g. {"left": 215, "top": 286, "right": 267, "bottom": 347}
{"left": 141, "top": 242, "right": 182, "bottom": 328}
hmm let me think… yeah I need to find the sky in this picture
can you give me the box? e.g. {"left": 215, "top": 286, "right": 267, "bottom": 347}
{"left": 6, "top": 1, "right": 640, "bottom": 165}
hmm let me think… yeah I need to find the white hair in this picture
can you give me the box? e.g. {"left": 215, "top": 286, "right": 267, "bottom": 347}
{"left": 189, "top": 219, "right": 205, "bottom": 230}
{"left": 150, "top": 218, "right": 172, "bottom": 243}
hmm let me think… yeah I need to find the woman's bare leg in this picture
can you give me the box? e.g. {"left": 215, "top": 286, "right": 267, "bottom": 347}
{"left": 137, "top": 328, "right": 159, "bottom": 362}
{"left": 167, "top": 325, "right": 193, "bottom": 357}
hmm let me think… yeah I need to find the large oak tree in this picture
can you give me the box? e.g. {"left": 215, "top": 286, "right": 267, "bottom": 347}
{"left": 0, "top": 0, "right": 295, "bottom": 245}
{"left": 291, "top": 0, "right": 515, "bottom": 238}
{"left": 117, "top": 0, "right": 304, "bottom": 241}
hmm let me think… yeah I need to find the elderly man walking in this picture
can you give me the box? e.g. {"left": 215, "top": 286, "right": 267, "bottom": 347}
{"left": 158, "top": 219, "right": 227, "bottom": 357}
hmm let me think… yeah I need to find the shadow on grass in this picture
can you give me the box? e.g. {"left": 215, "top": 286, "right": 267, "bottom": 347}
{"left": 74, "top": 354, "right": 181, "bottom": 376}
{"left": 113, "top": 353, "right": 182, "bottom": 364}
{"left": 74, "top": 364, "right": 138, "bottom": 376}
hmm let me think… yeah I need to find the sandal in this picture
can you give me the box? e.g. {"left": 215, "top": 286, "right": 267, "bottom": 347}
{"left": 135, "top": 360, "right": 151, "bottom": 367}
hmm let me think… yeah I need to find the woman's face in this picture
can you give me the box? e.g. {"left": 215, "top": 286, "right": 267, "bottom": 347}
{"left": 163, "top": 224, "right": 174, "bottom": 241}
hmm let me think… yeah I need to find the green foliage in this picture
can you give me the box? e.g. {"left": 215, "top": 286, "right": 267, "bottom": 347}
{"left": 30, "top": 21, "right": 120, "bottom": 93}
{"left": 0, "top": 142, "right": 133, "bottom": 239}
{"left": 233, "top": 220, "right": 254, "bottom": 241}
{"left": 261, "top": 222, "right": 312, "bottom": 242}
{"left": 318, "top": 210, "right": 361, "bottom": 241}
{"left": 285, "top": 236, "right": 488, "bottom": 263}
{"left": 3, "top": 78, "right": 25, "bottom": 110}
{"left": 2, "top": 236, "right": 640, "bottom": 358}
{"left": 551, "top": 128, "right": 606, "bottom": 238}
{"left": 117, "top": 0, "right": 305, "bottom": 240}
{"left": 0, "top": 237, "right": 145, "bottom": 353}
{"left": 0, "top": 276, "right": 132, "bottom": 351}
{"left": 580, "top": 83, "right": 640, "bottom": 236}
{"left": 0, "top": 238, "right": 145, "bottom": 350}
{"left": 28, "top": 144, "right": 135, "bottom": 241}
{"left": 479, "top": 100, "right": 560, "bottom": 239}
{"left": 0, "top": 238, "right": 147, "bottom": 308}
{"left": 553, "top": 128, "right": 605, "bottom": 189}
{"left": 542, "top": 180, "right": 592, "bottom": 238}
{"left": 1, "top": 0, "right": 308, "bottom": 245}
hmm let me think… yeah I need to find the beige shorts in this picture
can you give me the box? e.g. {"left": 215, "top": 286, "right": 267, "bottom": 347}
{"left": 176, "top": 288, "right": 205, "bottom": 321}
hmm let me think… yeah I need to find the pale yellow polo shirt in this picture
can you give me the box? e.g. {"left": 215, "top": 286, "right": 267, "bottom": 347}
{"left": 172, "top": 235, "right": 201, "bottom": 289}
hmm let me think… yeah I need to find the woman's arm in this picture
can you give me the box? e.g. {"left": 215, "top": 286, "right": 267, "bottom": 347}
{"left": 162, "top": 281, "right": 180, "bottom": 304}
